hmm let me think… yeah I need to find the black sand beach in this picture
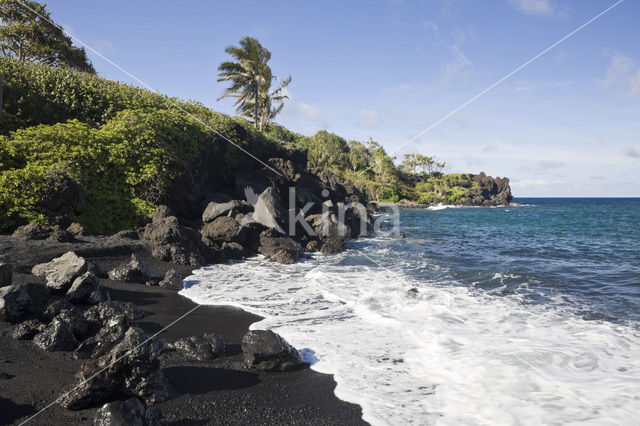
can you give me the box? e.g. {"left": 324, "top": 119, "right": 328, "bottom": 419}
{"left": 0, "top": 235, "right": 366, "bottom": 425}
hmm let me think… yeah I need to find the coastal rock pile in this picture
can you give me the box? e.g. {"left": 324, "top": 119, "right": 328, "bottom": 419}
{"left": 140, "top": 206, "right": 210, "bottom": 267}
{"left": 126, "top": 147, "right": 375, "bottom": 266}
{"left": 59, "top": 326, "right": 169, "bottom": 410}
{"left": 469, "top": 172, "right": 513, "bottom": 206}
{"left": 93, "top": 397, "right": 167, "bottom": 426}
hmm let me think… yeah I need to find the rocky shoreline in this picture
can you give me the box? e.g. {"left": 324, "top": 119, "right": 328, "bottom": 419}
{"left": 0, "top": 142, "right": 514, "bottom": 424}
{"left": 0, "top": 143, "right": 378, "bottom": 425}
{"left": 0, "top": 234, "right": 367, "bottom": 425}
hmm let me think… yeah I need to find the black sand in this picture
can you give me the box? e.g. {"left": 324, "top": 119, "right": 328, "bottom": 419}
{"left": 0, "top": 235, "right": 367, "bottom": 425}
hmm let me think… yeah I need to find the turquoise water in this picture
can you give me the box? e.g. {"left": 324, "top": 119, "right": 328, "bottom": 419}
{"left": 184, "top": 198, "right": 640, "bottom": 424}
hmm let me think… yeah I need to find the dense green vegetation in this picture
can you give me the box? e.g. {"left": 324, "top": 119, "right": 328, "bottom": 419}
{"left": 0, "top": 58, "right": 283, "bottom": 232}
{"left": 266, "top": 128, "right": 477, "bottom": 204}
{"left": 0, "top": 58, "right": 479, "bottom": 233}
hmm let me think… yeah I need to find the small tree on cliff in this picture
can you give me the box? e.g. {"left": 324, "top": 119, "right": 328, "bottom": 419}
{"left": 0, "top": 0, "right": 94, "bottom": 73}
{"left": 217, "top": 36, "right": 290, "bottom": 130}
{"left": 401, "top": 153, "right": 434, "bottom": 175}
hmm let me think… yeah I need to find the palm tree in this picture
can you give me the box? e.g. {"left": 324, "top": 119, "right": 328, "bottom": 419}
{"left": 217, "top": 36, "right": 271, "bottom": 129}
{"left": 241, "top": 75, "right": 291, "bottom": 130}
{"left": 217, "top": 36, "right": 290, "bottom": 130}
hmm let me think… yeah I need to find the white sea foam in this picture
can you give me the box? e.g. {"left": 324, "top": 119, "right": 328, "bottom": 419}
{"left": 428, "top": 203, "right": 449, "bottom": 211}
{"left": 181, "top": 241, "right": 640, "bottom": 425}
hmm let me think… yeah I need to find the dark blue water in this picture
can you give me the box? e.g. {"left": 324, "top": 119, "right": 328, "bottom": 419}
{"left": 395, "top": 198, "right": 640, "bottom": 323}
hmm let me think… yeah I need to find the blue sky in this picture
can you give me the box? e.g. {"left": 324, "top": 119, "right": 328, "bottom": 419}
{"left": 46, "top": 0, "right": 640, "bottom": 197}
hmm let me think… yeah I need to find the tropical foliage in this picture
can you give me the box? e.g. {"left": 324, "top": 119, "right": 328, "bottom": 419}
{"left": 0, "top": 0, "right": 94, "bottom": 73}
{"left": 0, "top": 57, "right": 283, "bottom": 232}
{"left": 217, "top": 36, "right": 290, "bottom": 130}
{"left": 0, "top": 47, "right": 476, "bottom": 233}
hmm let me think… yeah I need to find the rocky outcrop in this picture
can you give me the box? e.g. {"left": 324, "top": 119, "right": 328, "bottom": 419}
{"left": 12, "top": 223, "right": 75, "bottom": 242}
{"left": 0, "top": 263, "right": 11, "bottom": 286}
{"left": 0, "top": 283, "right": 48, "bottom": 323}
{"left": 66, "top": 222, "right": 84, "bottom": 237}
{"left": 258, "top": 230, "right": 303, "bottom": 264}
{"left": 468, "top": 172, "right": 513, "bottom": 206}
{"left": 0, "top": 285, "right": 29, "bottom": 323}
{"left": 168, "top": 333, "right": 225, "bottom": 361}
{"left": 310, "top": 212, "right": 351, "bottom": 254}
{"left": 33, "top": 316, "right": 79, "bottom": 351}
{"left": 202, "top": 200, "right": 251, "bottom": 223}
{"left": 108, "top": 255, "right": 151, "bottom": 284}
{"left": 220, "top": 242, "right": 247, "bottom": 260}
{"left": 42, "top": 299, "right": 79, "bottom": 321}
{"left": 12, "top": 223, "right": 52, "bottom": 240}
{"left": 158, "top": 269, "right": 182, "bottom": 290}
{"left": 93, "top": 397, "right": 166, "bottom": 426}
{"left": 32, "top": 251, "right": 88, "bottom": 294}
{"left": 146, "top": 148, "right": 371, "bottom": 265}
{"left": 201, "top": 216, "right": 244, "bottom": 244}
{"left": 11, "top": 318, "right": 45, "bottom": 340}
{"left": 59, "top": 326, "right": 168, "bottom": 410}
{"left": 67, "top": 272, "right": 109, "bottom": 304}
{"left": 48, "top": 225, "right": 75, "bottom": 242}
{"left": 141, "top": 206, "right": 209, "bottom": 266}
{"left": 248, "top": 187, "right": 287, "bottom": 233}
{"left": 241, "top": 330, "right": 304, "bottom": 372}
{"left": 83, "top": 301, "right": 145, "bottom": 328}
{"left": 74, "top": 314, "right": 131, "bottom": 360}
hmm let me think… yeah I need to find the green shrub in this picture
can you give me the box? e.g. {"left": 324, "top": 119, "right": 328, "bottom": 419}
{"left": 0, "top": 109, "right": 215, "bottom": 232}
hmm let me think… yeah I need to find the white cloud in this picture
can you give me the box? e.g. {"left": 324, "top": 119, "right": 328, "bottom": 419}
{"left": 358, "top": 109, "right": 380, "bottom": 128}
{"left": 297, "top": 102, "right": 323, "bottom": 122}
{"left": 605, "top": 52, "right": 640, "bottom": 97}
{"left": 440, "top": 44, "right": 472, "bottom": 80}
{"left": 623, "top": 147, "right": 640, "bottom": 158}
{"left": 278, "top": 88, "right": 329, "bottom": 129}
{"left": 507, "top": 0, "right": 559, "bottom": 17}
{"left": 511, "top": 178, "right": 563, "bottom": 188}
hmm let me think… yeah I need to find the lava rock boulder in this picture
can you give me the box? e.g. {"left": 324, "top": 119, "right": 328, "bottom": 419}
{"left": 32, "top": 251, "right": 88, "bottom": 294}
{"left": 108, "top": 254, "right": 151, "bottom": 284}
{"left": 168, "top": 333, "right": 225, "bottom": 361}
{"left": 241, "top": 330, "right": 304, "bottom": 372}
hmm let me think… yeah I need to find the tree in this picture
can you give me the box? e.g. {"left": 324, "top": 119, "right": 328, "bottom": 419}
{"left": 347, "top": 140, "right": 372, "bottom": 172}
{"left": 217, "top": 36, "right": 290, "bottom": 130}
{"left": 0, "top": 0, "right": 94, "bottom": 73}
{"left": 305, "top": 130, "right": 349, "bottom": 168}
{"left": 401, "top": 153, "right": 434, "bottom": 175}
{"left": 240, "top": 75, "right": 291, "bottom": 130}
{"left": 401, "top": 153, "right": 418, "bottom": 174}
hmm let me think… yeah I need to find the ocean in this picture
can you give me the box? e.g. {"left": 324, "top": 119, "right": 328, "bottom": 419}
{"left": 181, "top": 198, "right": 640, "bottom": 425}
